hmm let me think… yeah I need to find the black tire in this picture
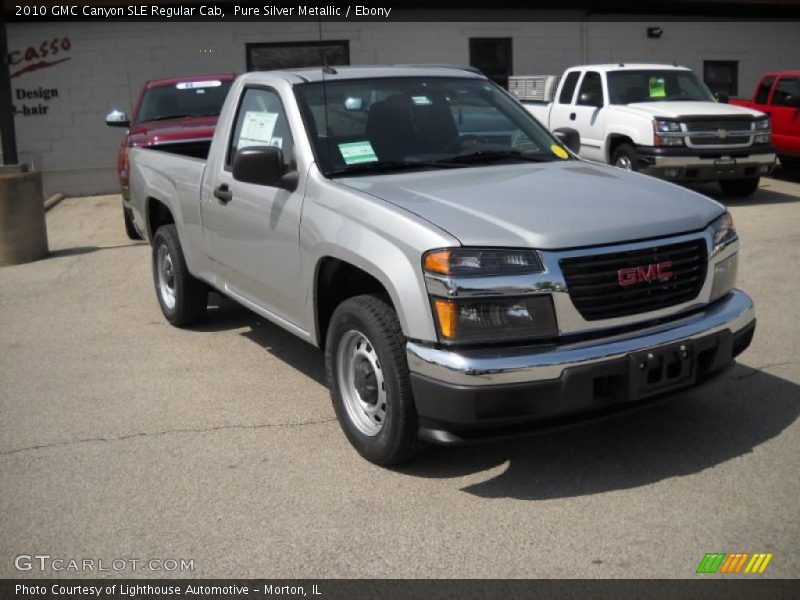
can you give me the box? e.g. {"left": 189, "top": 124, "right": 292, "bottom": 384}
{"left": 719, "top": 177, "right": 760, "bottom": 198}
{"left": 325, "top": 294, "right": 425, "bottom": 466}
{"left": 779, "top": 155, "right": 800, "bottom": 171}
{"left": 611, "top": 143, "right": 639, "bottom": 172}
{"left": 151, "top": 224, "right": 207, "bottom": 327}
{"left": 123, "top": 204, "right": 143, "bottom": 240}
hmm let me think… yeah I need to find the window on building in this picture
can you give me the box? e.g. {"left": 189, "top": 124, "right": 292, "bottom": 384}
{"left": 577, "top": 71, "right": 603, "bottom": 106}
{"left": 558, "top": 71, "right": 581, "bottom": 104}
{"left": 469, "top": 38, "right": 513, "bottom": 89}
{"left": 703, "top": 61, "right": 738, "bottom": 96}
{"left": 246, "top": 41, "right": 349, "bottom": 72}
{"left": 754, "top": 76, "right": 775, "bottom": 104}
{"left": 772, "top": 76, "right": 800, "bottom": 106}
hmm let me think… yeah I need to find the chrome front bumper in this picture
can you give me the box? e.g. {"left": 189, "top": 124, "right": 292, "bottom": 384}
{"left": 406, "top": 290, "right": 755, "bottom": 387}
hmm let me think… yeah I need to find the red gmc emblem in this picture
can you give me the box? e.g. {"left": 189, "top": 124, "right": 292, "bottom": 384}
{"left": 618, "top": 261, "right": 674, "bottom": 286}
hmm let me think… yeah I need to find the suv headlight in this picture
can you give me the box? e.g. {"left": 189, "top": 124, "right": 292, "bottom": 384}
{"left": 709, "top": 211, "right": 737, "bottom": 253}
{"left": 653, "top": 119, "right": 684, "bottom": 146}
{"left": 423, "top": 248, "right": 557, "bottom": 343}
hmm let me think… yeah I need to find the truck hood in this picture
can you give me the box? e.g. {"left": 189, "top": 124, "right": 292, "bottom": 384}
{"left": 618, "top": 100, "right": 765, "bottom": 119}
{"left": 128, "top": 116, "right": 218, "bottom": 147}
{"left": 337, "top": 161, "right": 724, "bottom": 249}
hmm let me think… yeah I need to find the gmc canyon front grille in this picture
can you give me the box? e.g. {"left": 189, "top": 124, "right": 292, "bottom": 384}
{"left": 560, "top": 239, "right": 708, "bottom": 321}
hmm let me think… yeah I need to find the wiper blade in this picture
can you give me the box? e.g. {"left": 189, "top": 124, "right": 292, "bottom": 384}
{"left": 329, "top": 159, "right": 465, "bottom": 176}
{"left": 148, "top": 114, "right": 194, "bottom": 121}
{"left": 443, "top": 150, "right": 554, "bottom": 164}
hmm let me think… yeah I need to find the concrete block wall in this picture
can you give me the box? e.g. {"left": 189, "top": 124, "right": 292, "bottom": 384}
{"left": 4, "top": 19, "right": 798, "bottom": 197}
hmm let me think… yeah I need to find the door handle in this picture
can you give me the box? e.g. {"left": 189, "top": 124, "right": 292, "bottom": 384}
{"left": 569, "top": 112, "right": 576, "bottom": 121}
{"left": 213, "top": 184, "right": 232, "bottom": 204}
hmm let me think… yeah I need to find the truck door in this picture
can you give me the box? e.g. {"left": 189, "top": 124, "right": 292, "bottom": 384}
{"left": 548, "top": 70, "right": 581, "bottom": 131}
{"left": 568, "top": 71, "right": 606, "bottom": 162}
{"left": 769, "top": 75, "right": 800, "bottom": 158}
{"left": 201, "top": 86, "right": 305, "bottom": 328}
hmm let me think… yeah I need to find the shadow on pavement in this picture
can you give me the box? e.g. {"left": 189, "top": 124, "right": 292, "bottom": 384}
{"left": 49, "top": 243, "right": 143, "bottom": 258}
{"left": 187, "top": 294, "right": 799, "bottom": 501}
{"left": 689, "top": 180, "right": 800, "bottom": 207}
{"left": 192, "top": 293, "right": 327, "bottom": 386}
{"left": 399, "top": 365, "right": 799, "bottom": 500}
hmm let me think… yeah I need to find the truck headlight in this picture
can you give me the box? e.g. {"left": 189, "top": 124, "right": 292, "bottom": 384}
{"left": 708, "top": 211, "right": 737, "bottom": 254}
{"left": 654, "top": 119, "right": 682, "bottom": 133}
{"left": 423, "top": 248, "right": 543, "bottom": 276}
{"left": 423, "top": 248, "right": 557, "bottom": 343}
{"left": 432, "top": 296, "right": 558, "bottom": 343}
{"left": 710, "top": 253, "right": 738, "bottom": 302}
{"left": 753, "top": 117, "right": 771, "bottom": 143}
{"left": 753, "top": 117, "right": 770, "bottom": 130}
{"left": 653, "top": 120, "right": 684, "bottom": 146}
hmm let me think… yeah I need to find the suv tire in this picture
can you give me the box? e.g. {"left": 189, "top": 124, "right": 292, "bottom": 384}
{"left": 719, "top": 177, "right": 760, "bottom": 198}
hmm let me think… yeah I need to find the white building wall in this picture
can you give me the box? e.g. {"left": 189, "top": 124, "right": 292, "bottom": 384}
{"left": 5, "top": 19, "right": 798, "bottom": 196}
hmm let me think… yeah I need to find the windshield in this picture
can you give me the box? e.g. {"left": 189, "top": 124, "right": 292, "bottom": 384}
{"left": 136, "top": 79, "right": 233, "bottom": 123}
{"left": 607, "top": 70, "right": 715, "bottom": 104}
{"left": 294, "top": 77, "right": 570, "bottom": 176}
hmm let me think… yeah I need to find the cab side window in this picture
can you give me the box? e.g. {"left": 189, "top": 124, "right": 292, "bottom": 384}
{"left": 558, "top": 71, "right": 581, "bottom": 104}
{"left": 577, "top": 71, "right": 604, "bottom": 106}
{"left": 772, "top": 77, "right": 800, "bottom": 106}
{"left": 754, "top": 76, "right": 775, "bottom": 104}
{"left": 228, "top": 87, "right": 294, "bottom": 170}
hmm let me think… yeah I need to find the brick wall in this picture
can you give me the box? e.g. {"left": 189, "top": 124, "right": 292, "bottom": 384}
{"left": 4, "top": 19, "right": 798, "bottom": 197}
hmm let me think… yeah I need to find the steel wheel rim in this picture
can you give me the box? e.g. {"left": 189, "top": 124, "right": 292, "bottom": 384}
{"left": 336, "top": 330, "right": 386, "bottom": 437}
{"left": 615, "top": 155, "right": 633, "bottom": 170}
{"left": 157, "top": 244, "right": 176, "bottom": 310}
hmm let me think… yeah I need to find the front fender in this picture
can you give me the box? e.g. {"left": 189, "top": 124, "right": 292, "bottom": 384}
{"left": 300, "top": 170, "right": 459, "bottom": 344}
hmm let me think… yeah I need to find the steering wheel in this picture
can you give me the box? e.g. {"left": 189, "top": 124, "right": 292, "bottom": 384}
{"left": 445, "top": 135, "right": 490, "bottom": 154}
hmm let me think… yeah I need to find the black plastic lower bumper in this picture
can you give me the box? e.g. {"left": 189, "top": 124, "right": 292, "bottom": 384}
{"left": 411, "top": 321, "right": 755, "bottom": 444}
{"left": 634, "top": 144, "right": 775, "bottom": 181}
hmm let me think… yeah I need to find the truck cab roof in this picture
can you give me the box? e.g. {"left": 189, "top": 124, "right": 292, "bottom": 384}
{"left": 240, "top": 65, "right": 487, "bottom": 86}
{"left": 566, "top": 64, "right": 691, "bottom": 73}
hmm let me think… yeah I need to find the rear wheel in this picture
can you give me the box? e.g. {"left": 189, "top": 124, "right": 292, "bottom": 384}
{"left": 325, "top": 294, "right": 425, "bottom": 466}
{"left": 719, "top": 177, "right": 760, "bottom": 197}
{"left": 123, "top": 204, "right": 143, "bottom": 240}
{"left": 611, "top": 144, "right": 639, "bottom": 172}
{"left": 151, "top": 224, "right": 207, "bottom": 326}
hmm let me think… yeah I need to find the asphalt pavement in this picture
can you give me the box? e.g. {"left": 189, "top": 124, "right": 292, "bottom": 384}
{"left": 1, "top": 172, "right": 799, "bottom": 579}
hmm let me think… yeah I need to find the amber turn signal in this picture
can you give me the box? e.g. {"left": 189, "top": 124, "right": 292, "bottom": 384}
{"left": 423, "top": 250, "right": 452, "bottom": 275}
{"left": 433, "top": 298, "right": 457, "bottom": 339}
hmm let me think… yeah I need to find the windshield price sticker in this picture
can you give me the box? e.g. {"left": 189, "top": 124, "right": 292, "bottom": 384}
{"left": 339, "top": 141, "right": 378, "bottom": 164}
{"left": 238, "top": 111, "right": 279, "bottom": 148}
{"left": 649, "top": 76, "right": 667, "bottom": 98}
{"left": 176, "top": 81, "right": 222, "bottom": 89}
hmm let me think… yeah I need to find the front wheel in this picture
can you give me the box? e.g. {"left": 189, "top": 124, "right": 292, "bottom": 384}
{"left": 611, "top": 144, "right": 639, "bottom": 171}
{"left": 151, "top": 224, "right": 207, "bottom": 326}
{"left": 325, "top": 295, "right": 425, "bottom": 466}
{"left": 719, "top": 177, "right": 760, "bottom": 198}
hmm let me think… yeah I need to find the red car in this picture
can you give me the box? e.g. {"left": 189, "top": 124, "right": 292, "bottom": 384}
{"left": 106, "top": 73, "right": 236, "bottom": 239}
{"left": 730, "top": 71, "right": 800, "bottom": 171}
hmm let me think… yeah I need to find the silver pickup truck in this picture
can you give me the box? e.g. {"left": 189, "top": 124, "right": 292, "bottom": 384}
{"left": 129, "top": 66, "right": 756, "bottom": 465}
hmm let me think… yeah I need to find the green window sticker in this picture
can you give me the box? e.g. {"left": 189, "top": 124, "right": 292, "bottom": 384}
{"left": 649, "top": 76, "right": 666, "bottom": 98}
{"left": 339, "top": 141, "right": 378, "bottom": 164}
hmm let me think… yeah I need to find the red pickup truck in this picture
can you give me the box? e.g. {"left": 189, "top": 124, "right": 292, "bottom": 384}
{"left": 730, "top": 71, "right": 800, "bottom": 171}
{"left": 106, "top": 74, "right": 235, "bottom": 239}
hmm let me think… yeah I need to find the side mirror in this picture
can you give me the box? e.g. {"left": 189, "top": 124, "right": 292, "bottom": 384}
{"left": 578, "top": 92, "right": 602, "bottom": 107}
{"left": 232, "top": 146, "right": 297, "bottom": 190}
{"left": 106, "top": 109, "right": 130, "bottom": 127}
{"left": 553, "top": 128, "right": 580, "bottom": 155}
{"left": 715, "top": 92, "right": 730, "bottom": 104}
